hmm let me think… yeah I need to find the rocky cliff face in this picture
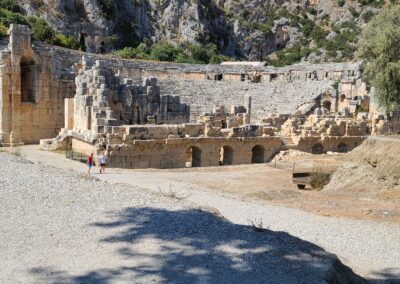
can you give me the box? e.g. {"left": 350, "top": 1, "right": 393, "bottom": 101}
{"left": 18, "top": 0, "right": 380, "bottom": 61}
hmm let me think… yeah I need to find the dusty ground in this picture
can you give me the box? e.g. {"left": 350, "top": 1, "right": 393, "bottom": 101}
{"left": 6, "top": 145, "right": 399, "bottom": 282}
{"left": 0, "top": 152, "right": 367, "bottom": 284}
{"left": 108, "top": 154, "right": 400, "bottom": 223}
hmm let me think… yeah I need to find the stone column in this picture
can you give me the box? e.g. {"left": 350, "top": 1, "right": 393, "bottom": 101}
{"left": 6, "top": 24, "right": 34, "bottom": 145}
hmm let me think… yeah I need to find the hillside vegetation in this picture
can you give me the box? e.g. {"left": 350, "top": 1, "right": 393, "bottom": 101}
{"left": 0, "top": 0, "right": 390, "bottom": 65}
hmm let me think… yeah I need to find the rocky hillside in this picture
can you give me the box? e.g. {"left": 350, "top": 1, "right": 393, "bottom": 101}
{"left": 8, "top": 0, "right": 383, "bottom": 64}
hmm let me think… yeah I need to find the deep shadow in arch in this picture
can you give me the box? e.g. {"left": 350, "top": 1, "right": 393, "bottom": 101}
{"left": 28, "top": 207, "right": 366, "bottom": 283}
{"left": 322, "top": 100, "right": 331, "bottom": 112}
{"left": 337, "top": 142, "right": 348, "bottom": 153}
{"left": 186, "top": 146, "right": 201, "bottom": 167}
{"left": 312, "top": 143, "right": 324, "bottom": 154}
{"left": 251, "top": 145, "right": 265, "bottom": 163}
{"left": 20, "top": 56, "right": 36, "bottom": 103}
{"left": 220, "top": 145, "right": 233, "bottom": 165}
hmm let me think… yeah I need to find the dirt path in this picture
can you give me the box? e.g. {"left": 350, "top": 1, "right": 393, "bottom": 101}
{"left": 12, "top": 145, "right": 400, "bottom": 281}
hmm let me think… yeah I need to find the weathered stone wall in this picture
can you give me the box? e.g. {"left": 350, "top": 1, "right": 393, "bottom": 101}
{"left": 0, "top": 25, "right": 75, "bottom": 145}
{"left": 0, "top": 24, "right": 365, "bottom": 145}
{"left": 292, "top": 136, "right": 366, "bottom": 153}
{"left": 72, "top": 135, "right": 283, "bottom": 169}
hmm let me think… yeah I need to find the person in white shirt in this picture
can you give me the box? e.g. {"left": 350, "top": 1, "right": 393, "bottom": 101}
{"left": 99, "top": 150, "right": 107, "bottom": 174}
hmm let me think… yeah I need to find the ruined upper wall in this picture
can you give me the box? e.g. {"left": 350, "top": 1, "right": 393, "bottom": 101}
{"left": 19, "top": 41, "right": 363, "bottom": 81}
{"left": 0, "top": 25, "right": 366, "bottom": 145}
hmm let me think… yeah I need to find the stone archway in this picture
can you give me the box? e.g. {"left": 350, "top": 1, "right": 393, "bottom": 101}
{"left": 312, "top": 143, "right": 324, "bottom": 154}
{"left": 337, "top": 142, "right": 348, "bottom": 153}
{"left": 322, "top": 100, "right": 332, "bottom": 112}
{"left": 186, "top": 146, "right": 202, "bottom": 167}
{"left": 220, "top": 145, "right": 233, "bottom": 165}
{"left": 251, "top": 145, "right": 265, "bottom": 163}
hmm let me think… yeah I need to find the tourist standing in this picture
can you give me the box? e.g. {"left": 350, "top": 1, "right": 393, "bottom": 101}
{"left": 87, "top": 153, "right": 94, "bottom": 177}
{"left": 99, "top": 150, "right": 107, "bottom": 174}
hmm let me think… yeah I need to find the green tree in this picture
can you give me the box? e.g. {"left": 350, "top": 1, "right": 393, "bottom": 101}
{"left": 357, "top": 4, "right": 400, "bottom": 112}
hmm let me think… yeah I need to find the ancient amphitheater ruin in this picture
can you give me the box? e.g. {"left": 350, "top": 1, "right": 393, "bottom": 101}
{"left": 0, "top": 24, "right": 396, "bottom": 169}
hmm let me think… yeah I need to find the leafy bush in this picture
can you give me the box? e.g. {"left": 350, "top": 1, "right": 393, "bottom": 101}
{"left": 0, "top": 21, "right": 7, "bottom": 37}
{"left": 362, "top": 10, "right": 376, "bottom": 22}
{"left": 349, "top": 7, "right": 360, "bottom": 17}
{"left": 114, "top": 47, "right": 140, "bottom": 59}
{"left": 357, "top": 4, "right": 400, "bottom": 112}
{"left": 357, "top": 0, "right": 384, "bottom": 7}
{"left": 266, "top": 43, "right": 314, "bottom": 67}
{"left": 150, "top": 41, "right": 181, "bottom": 62}
{"left": 114, "top": 41, "right": 226, "bottom": 64}
{"left": 0, "top": 0, "right": 20, "bottom": 12}
{"left": 337, "top": 0, "right": 346, "bottom": 6}
{"left": 0, "top": 8, "right": 27, "bottom": 27}
{"left": 26, "top": 16, "right": 54, "bottom": 43}
{"left": 54, "top": 34, "right": 80, "bottom": 49}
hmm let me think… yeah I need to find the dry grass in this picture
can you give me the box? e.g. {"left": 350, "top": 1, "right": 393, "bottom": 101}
{"left": 249, "top": 218, "right": 269, "bottom": 232}
{"left": 159, "top": 184, "right": 191, "bottom": 200}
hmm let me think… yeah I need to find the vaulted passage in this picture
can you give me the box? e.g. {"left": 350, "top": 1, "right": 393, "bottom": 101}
{"left": 20, "top": 57, "right": 35, "bottom": 103}
{"left": 186, "top": 146, "right": 201, "bottom": 167}
{"left": 337, "top": 142, "right": 348, "bottom": 153}
{"left": 322, "top": 100, "right": 331, "bottom": 112}
{"left": 312, "top": 143, "right": 324, "bottom": 154}
{"left": 220, "top": 145, "right": 233, "bottom": 165}
{"left": 251, "top": 145, "right": 265, "bottom": 163}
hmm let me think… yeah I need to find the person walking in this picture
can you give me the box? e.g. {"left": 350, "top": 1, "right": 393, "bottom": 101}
{"left": 87, "top": 153, "right": 94, "bottom": 177}
{"left": 99, "top": 150, "right": 107, "bottom": 174}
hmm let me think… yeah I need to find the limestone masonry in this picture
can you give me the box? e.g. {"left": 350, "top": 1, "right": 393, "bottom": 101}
{"left": 1, "top": 24, "right": 393, "bottom": 169}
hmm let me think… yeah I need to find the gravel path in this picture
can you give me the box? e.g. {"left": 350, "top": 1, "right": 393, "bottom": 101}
{"left": 0, "top": 152, "right": 363, "bottom": 283}
{"left": 5, "top": 146, "right": 400, "bottom": 282}
{"left": 95, "top": 170, "right": 400, "bottom": 282}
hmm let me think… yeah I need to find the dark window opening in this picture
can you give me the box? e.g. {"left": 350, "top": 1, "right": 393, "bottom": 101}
{"left": 20, "top": 57, "right": 35, "bottom": 103}
{"left": 322, "top": 100, "right": 331, "bottom": 112}
{"left": 221, "top": 121, "right": 227, "bottom": 129}
{"left": 337, "top": 143, "right": 348, "bottom": 153}
{"left": 240, "top": 74, "right": 246, "bottom": 82}
{"left": 80, "top": 33, "right": 86, "bottom": 52}
{"left": 270, "top": 74, "right": 278, "bottom": 81}
{"left": 312, "top": 143, "right": 324, "bottom": 154}
{"left": 220, "top": 145, "right": 233, "bottom": 165}
{"left": 215, "top": 73, "right": 223, "bottom": 81}
{"left": 252, "top": 145, "right": 265, "bottom": 163}
{"left": 186, "top": 146, "right": 201, "bottom": 167}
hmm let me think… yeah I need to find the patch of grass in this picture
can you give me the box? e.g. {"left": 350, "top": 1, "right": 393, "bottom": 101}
{"left": 249, "top": 218, "right": 269, "bottom": 232}
{"left": 159, "top": 185, "right": 191, "bottom": 201}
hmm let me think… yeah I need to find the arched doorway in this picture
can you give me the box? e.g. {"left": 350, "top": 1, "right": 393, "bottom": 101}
{"left": 251, "top": 145, "right": 265, "bottom": 163}
{"left": 220, "top": 146, "right": 233, "bottom": 165}
{"left": 337, "top": 142, "right": 348, "bottom": 153}
{"left": 312, "top": 143, "right": 324, "bottom": 154}
{"left": 186, "top": 146, "right": 201, "bottom": 167}
{"left": 322, "top": 100, "right": 331, "bottom": 112}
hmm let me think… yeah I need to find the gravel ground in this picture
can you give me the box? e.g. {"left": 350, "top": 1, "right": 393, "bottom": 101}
{"left": 0, "top": 152, "right": 364, "bottom": 283}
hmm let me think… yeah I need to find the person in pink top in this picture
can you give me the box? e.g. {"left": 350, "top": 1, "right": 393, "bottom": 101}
{"left": 87, "top": 153, "right": 94, "bottom": 176}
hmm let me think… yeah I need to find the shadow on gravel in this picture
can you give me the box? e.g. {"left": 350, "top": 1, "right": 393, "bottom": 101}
{"left": 30, "top": 207, "right": 365, "bottom": 284}
{"left": 369, "top": 268, "right": 400, "bottom": 284}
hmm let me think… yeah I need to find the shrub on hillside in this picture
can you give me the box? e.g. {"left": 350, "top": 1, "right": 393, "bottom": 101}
{"left": 54, "top": 34, "right": 80, "bottom": 49}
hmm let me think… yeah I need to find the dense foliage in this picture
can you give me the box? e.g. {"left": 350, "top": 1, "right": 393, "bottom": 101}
{"left": 357, "top": 4, "right": 400, "bottom": 112}
{"left": 0, "top": 0, "right": 80, "bottom": 49}
{"left": 114, "top": 42, "right": 230, "bottom": 64}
